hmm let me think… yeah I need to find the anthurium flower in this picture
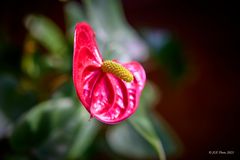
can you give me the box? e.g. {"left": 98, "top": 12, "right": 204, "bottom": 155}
{"left": 73, "top": 22, "right": 146, "bottom": 124}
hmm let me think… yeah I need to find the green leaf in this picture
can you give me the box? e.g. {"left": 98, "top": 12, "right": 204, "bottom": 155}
{"left": 10, "top": 98, "right": 73, "bottom": 152}
{"left": 25, "top": 15, "right": 67, "bottom": 57}
{"left": 67, "top": 108, "right": 99, "bottom": 159}
{"left": 10, "top": 98, "right": 100, "bottom": 159}
{"left": 24, "top": 15, "right": 71, "bottom": 71}
{"left": 128, "top": 103, "right": 166, "bottom": 160}
{"left": 85, "top": 0, "right": 148, "bottom": 62}
{"left": 106, "top": 112, "right": 183, "bottom": 160}
{"left": 125, "top": 81, "right": 183, "bottom": 159}
{"left": 106, "top": 122, "right": 157, "bottom": 159}
{"left": 149, "top": 113, "right": 183, "bottom": 158}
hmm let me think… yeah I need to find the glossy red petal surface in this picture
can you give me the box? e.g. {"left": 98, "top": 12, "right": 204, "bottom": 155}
{"left": 74, "top": 22, "right": 102, "bottom": 64}
{"left": 73, "top": 22, "right": 103, "bottom": 111}
{"left": 73, "top": 22, "right": 146, "bottom": 124}
{"left": 90, "top": 61, "right": 146, "bottom": 124}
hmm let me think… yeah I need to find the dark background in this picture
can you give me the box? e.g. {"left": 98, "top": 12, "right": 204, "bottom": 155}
{"left": 1, "top": 0, "right": 239, "bottom": 159}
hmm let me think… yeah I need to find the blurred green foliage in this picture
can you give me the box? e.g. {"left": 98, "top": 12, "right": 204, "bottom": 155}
{"left": 10, "top": 98, "right": 100, "bottom": 159}
{"left": 0, "top": 0, "right": 185, "bottom": 159}
{"left": 143, "top": 29, "right": 187, "bottom": 82}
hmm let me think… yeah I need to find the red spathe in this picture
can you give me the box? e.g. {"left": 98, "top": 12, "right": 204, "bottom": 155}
{"left": 73, "top": 22, "right": 146, "bottom": 124}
